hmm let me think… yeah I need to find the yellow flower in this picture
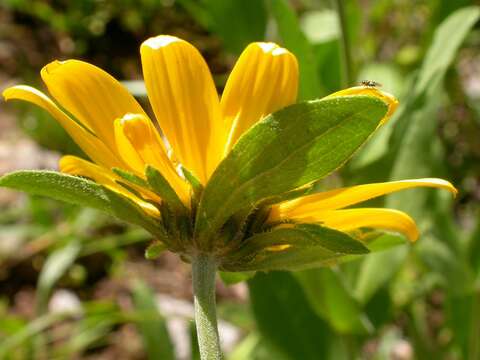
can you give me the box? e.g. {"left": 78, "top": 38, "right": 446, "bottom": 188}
{"left": 3, "top": 37, "right": 298, "bottom": 212}
{"left": 268, "top": 178, "right": 456, "bottom": 242}
{"left": 3, "top": 35, "right": 456, "bottom": 261}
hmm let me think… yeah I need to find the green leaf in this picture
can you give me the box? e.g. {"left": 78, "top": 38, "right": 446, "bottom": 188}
{"left": 0, "top": 312, "right": 70, "bottom": 357}
{"left": 189, "top": 322, "right": 201, "bottom": 360}
{"left": 414, "top": 6, "right": 480, "bottom": 95}
{"left": 181, "top": 165, "right": 203, "bottom": 201}
{"left": 352, "top": 5, "right": 480, "bottom": 168}
{"left": 0, "top": 171, "right": 166, "bottom": 239}
{"left": 346, "top": 7, "right": 480, "bottom": 305}
{"left": 145, "top": 165, "right": 186, "bottom": 213}
{"left": 445, "top": 292, "right": 480, "bottom": 360}
{"left": 145, "top": 241, "right": 168, "bottom": 260}
{"left": 354, "top": 246, "right": 409, "bottom": 305}
{"left": 295, "top": 268, "right": 373, "bottom": 335}
{"left": 132, "top": 281, "right": 175, "bottom": 360}
{"left": 248, "top": 272, "right": 331, "bottom": 359}
{"left": 113, "top": 167, "right": 149, "bottom": 188}
{"left": 219, "top": 271, "right": 255, "bottom": 285}
{"left": 196, "top": 96, "right": 387, "bottom": 245}
{"left": 178, "top": 0, "right": 266, "bottom": 55}
{"left": 36, "top": 240, "right": 82, "bottom": 314}
{"left": 416, "top": 236, "right": 474, "bottom": 295}
{"left": 223, "top": 224, "right": 369, "bottom": 272}
{"left": 268, "top": 0, "right": 322, "bottom": 100}
{"left": 202, "top": 0, "right": 267, "bottom": 55}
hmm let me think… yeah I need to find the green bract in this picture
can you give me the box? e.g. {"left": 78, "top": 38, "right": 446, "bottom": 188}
{"left": 0, "top": 95, "right": 388, "bottom": 271}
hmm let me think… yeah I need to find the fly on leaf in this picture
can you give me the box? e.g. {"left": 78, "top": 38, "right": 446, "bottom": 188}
{"left": 360, "top": 80, "right": 382, "bottom": 88}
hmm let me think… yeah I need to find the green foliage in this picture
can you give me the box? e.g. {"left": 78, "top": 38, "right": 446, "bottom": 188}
{"left": 1, "top": 1, "right": 480, "bottom": 359}
{"left": 145, "top": 165, "right": 186, "bottom": 214}
{"left": 179, "top": 0, "right": 267, "bottom": 55}
{"left": 0, "top": 170, "right": 166, "bottom": 238}
{"left": 145, "top": 240, "right": 167, "bottom": 260}
{"left": 196, "top": 96, "right": 388, "bottom": 246}
{"left": 268, "top": 0, "right": 322, "bottom": 99}
{"left": 248, "top": 272, "right": 331, "bottom": 360}
{"left": 223, "top": 224, "right": 368, "bottom": 271}
{"left": 131, "top": 281, "right": 175, "bottom": 360}
{"left": 36, "top": 240, "right": 81, "bottom": 314}
{"left": 296, "top": 268, "right": 372, "bottom": 335}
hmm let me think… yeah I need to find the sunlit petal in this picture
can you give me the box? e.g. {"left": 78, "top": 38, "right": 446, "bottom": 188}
{"left": 221, "top": 42, "right": 298, "bottom": 153}
{"left": 113, "top": 117, "right": 146, "bottom": 174}
{"left": 59, "top": 155, "right": 159, "bottom": 217}
{"left": 118, "top": 113, "right": 191, "bottom": 204}
{"left": 272, "top": 178, "right": 457, "bottom": 220}
{"left": 140, "top": 35, "right": 222, "bottom": 184}
{"left": 299, "top": 208, "right": 419, "bottom": 242}
{"left": 41, "top": 60, "right": 147, "bottom": 150}
{"left": 2, "top": 85, "right": 122, "bottom": 169}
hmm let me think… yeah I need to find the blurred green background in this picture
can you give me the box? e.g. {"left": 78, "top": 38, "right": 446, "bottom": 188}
{"left": 0, "top": 0, "right": 479, "bottom": 359}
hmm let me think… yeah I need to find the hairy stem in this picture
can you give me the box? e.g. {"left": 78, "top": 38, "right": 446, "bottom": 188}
{"left": 192, "top": 253, "right": 222, "bottom": 360}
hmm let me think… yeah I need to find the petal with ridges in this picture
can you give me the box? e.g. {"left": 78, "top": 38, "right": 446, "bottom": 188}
{"left": 118, "top": 113, "right": 191, "bottom": 204}
{"left": 140, "top": 35, "right": 222, "bottom": 184}
{"left": 325, "top": 86, "right": 399, "bottom": 124}
{"left": 3, "top": 85, "right": 122, "bottom": 169}
{"left": 41, "top": 60, "right": 147, "bottom": 150}
{"left": 271, "top": 178, "right": 457, "bottom": 220}
{"left": 221, "top": 42, "right": 298, "bottom": 153}
{"left": 297, "top": 208, "right": 419, "bottom": 242}
{"left": 59, "top": 155, "right": 159, "bottom": 217}
{"left": 113, "top": 117, "right": 145, "bottom": 174}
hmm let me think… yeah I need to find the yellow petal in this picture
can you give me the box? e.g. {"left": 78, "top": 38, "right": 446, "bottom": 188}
{"left": 140, "top": 35, "right": 222, "bottom": 184}
{"left": 272, "top": 178, "right": 457, "bottom": 220}
{"left": 221, "top": 42, "right": 299, "bottom": 153}
{"left": 59, "top": 155, "right": 159, "bottom": 217}
{"left": 325, "top": 86, "right": 399, "bottom": 124}
{"left": 118, "top": 113, "right": 191, "bottom": 204}
{"left": 113, "top": 117, "right": 145, "bottom": 174}
{"left": 3, "top": 85, "right": 122, "bottom": 169}
{"left": 300, "top": 208, "right": 419, "bottom": 242}
{"left": 41, "top": 60, "right": 147, "bottom": 150}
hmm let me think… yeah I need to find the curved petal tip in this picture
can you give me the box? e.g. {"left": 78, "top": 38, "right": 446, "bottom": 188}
{"left": 141, "top": 35, "right": 182, "bottom": 50}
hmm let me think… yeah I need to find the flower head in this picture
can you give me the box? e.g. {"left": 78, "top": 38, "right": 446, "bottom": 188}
{"left": 2, "top": 35, "right": 456, "bottom": 271}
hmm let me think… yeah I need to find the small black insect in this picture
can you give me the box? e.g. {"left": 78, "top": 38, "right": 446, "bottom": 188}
{"left": 360, "top": 80, "right": 382, "bottom": 88}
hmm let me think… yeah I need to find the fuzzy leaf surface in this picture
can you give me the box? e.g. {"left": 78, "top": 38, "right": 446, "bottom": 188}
{"left": 196, "top": 96, "right": 387, "bottom": 246}
{"left": 222, "top": 224, "right": 369, "bottom": 272}
{"left": 0, "top": 170, "right": 165, "bottom": 238}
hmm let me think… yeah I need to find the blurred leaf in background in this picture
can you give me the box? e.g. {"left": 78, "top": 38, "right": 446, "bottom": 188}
{"left": 1, "top": 0, "right": 480, "bottom": 359}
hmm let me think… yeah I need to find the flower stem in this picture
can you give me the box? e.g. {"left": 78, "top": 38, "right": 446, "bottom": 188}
{"left": 192, "top": 253, "right": 222, "bottom": 360}
{"left": 333, "top": 0, "right": 353, "bottom": 87}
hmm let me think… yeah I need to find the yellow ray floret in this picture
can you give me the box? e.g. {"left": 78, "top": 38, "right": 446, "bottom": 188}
{"left": 221, "top": 42, "right": 299, "bottom": 153}
{"left": 2, "top": 85, "right": 123, "bottom": 169}
{"left": 40, "top": 60, "right": 148, "bottom": 151}
{"left": 113, "top": 116, "right": 146, "bottom": 174}
{"left": 313, "top": 208, "right": 419, "bottom": 242}
{"left": 271, "top": 178, "right": 457, "bottom": 220}
{"left": 325, "top": 86, "right": 399, "bottom": 124}
{"left": 140, "top": 35, "right": 223, "bottom": 185}
{"left": 116, "top": 113, "right": 191, "bottom": 204}
{"left": 59, "top": 155, "right": 159, "bottom": 217}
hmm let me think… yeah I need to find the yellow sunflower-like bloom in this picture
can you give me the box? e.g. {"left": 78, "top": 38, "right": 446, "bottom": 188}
{"left": 2, "top": 35, "right": 456, "bottom": 264}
